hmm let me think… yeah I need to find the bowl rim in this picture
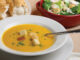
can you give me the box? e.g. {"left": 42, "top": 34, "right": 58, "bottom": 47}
{"left": 36, "top": 1, "right": 80, "bottom": 17}
{"left": 0, "top": 15, "right": 68, "bottom": 56}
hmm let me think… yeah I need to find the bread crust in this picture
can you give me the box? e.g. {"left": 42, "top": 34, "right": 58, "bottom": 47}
{"left": 0, "top": 0, "right": 29, "bottom": 20}
{"left": 7, "top": 0, "right": 29, "bottom": 16}
{"left": 0, "top": 0, "right": 9, "bottom": 20}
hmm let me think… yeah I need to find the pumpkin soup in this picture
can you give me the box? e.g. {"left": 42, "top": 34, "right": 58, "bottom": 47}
{"left": 2, "top": 24, "right": 55, "bottom": 52}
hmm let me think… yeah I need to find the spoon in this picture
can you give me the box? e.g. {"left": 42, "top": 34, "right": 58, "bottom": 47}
{"left": 45, "top": 29, "right": 80, "bottom": 36}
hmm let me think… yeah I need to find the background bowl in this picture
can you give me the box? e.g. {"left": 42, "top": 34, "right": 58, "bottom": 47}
{"left": 0, "top": 15, "right": 68, "bottom": 56}
{"left": 36, "top": 1, "right": 80, "bottom": 28}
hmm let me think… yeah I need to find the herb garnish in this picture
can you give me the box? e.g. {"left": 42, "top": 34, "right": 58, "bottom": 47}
{"left": 12, "top": 42, "right": 15, "bottom": 45}
{"left": 43, "top": 0, "right": 52, "bottom": 11}
{"left": 39, "top": 44, "right": 43, "bottom": 47}
{"left": 18, "top": 42, "right": 24, "bottom": 46}
{"left": 36, "top": 32, "right": 39, "bottom": 34}
{"left": 16, "top": 44, "right": 19, "bottom": 47}
{"left": 28, "top": 29, "right": 32, "bottom": 31}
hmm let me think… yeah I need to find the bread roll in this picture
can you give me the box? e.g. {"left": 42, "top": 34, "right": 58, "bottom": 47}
{"left": 0, "top": 0, "right": 9, "bottom": 20}
{"left": 7, "top": 0, "right": 29, "bottom": 16}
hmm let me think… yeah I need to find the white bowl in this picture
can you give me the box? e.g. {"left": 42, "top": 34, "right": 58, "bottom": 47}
{"left": 0, "top": 15, "right": 68, "bottom": 56}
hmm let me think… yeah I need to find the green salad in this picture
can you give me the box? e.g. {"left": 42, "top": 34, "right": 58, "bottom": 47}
{"left": 43, "top": 0, "right": 80, "bottom": 15}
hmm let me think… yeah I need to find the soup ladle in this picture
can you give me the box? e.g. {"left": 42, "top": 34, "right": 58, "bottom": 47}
{"left": 45, "top": 29, "right": 80, "bottom": 36}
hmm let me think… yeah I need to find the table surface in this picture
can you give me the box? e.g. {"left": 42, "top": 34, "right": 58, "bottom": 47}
{"left": 28, "top": 0, "right": 80, "bottom": 52}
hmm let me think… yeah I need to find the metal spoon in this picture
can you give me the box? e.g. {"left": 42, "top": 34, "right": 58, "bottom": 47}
{"left": 45, "top": 29, "right": 80, "bottom": 36}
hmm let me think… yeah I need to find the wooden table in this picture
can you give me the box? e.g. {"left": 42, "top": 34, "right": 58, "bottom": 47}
{"left": 28, "top": 0, "right": 80, "bottom": 52}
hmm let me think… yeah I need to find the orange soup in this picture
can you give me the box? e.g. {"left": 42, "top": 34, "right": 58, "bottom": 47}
{"left": 2, "top": 24, "right": 55, "bottom": 52}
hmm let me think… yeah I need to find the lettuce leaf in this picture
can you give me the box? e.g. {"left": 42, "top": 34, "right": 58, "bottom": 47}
{"left": 44, "top": 0, "right": 51, "bottom": 3}
{"left": 64, "top": 0, "right": 70, "bottom": 6}
{"left": 71, "top": 6, "right": 78, "bottom": 14}
{"left": 55, "top": 0, "right": 62, "bottom": 9}
{"left": 43, "top": 0, "right": 52, "bottom": 11}
{"left": 71, "top": 3, "right": 80, "bottom": 14}
{"left": 77, "top": 4, "right": 80, "bottom": 13}
{"left": 76, "top": 0, "right": 80, "bottom": 2}
{"left": 60, "top": 11, "right": 74, "bottom": 15}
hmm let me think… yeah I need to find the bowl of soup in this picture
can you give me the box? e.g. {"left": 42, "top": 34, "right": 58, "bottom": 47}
{"left": 0, "top": 15, "right": 68, "bottom": 56}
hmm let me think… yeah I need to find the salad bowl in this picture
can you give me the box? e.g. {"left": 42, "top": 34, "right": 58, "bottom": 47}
{"left": 36, "top": 0, "right": 80, "bottom": 28}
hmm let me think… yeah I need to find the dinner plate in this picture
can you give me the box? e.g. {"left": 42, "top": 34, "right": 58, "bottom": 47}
{"left": 67, "top": 53, "right": 80, "bottom": 60}
{"left": 0, "top": 36, "right": 73, "bottom": 60}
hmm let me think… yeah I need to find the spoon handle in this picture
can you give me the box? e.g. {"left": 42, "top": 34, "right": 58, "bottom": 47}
{"left": 45, "top": 29, "right": 80, "bottom": 35}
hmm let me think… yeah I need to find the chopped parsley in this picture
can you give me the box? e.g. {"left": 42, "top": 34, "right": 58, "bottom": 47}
{"left": 12, "top": 33, "right": 16, "bottom": 35}
{"left": 12, "top": 42, "right": 15, "bottom": 45}
{"left": 28, "top": 29, "right": 32, "bottom": 31}
{"left": 43, "top": 0, "right": 52, "bottom": 11}
{"left": 16, "top": 44, "right": 19, "bottom": 47}
{"left": 36, "top": 32, "right": 39, "bottom": 34}
{"left": 18, "top": 42, "right": 24, "bottom": 46}
{"left": 39, "top": 44, "right": 43, "bottom": 47}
